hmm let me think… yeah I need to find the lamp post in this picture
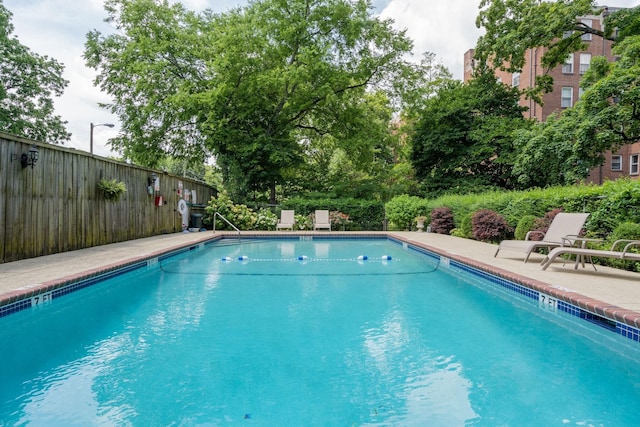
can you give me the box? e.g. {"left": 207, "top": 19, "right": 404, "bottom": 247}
{"left": 90, "top": 122, "right": 115, "bottom": 154}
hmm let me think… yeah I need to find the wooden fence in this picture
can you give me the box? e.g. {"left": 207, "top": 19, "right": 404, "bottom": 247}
{"left": 0, "top": 132, "right": 216, "bottom": 263}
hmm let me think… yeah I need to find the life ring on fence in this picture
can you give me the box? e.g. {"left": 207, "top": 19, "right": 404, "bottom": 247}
{"left": 177, "top": 199, "right": 188, "bottom": 215}
{"left": 177, "top": 199, "right": 189, "bottom": 230}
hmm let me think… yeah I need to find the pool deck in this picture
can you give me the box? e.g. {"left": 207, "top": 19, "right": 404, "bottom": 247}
{"left": 1, "top": 231, "right": 639, "bottom": 327}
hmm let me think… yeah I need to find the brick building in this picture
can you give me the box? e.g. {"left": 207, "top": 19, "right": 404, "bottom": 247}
{"left": 463, "top": 6, "right": 639, "bottom": 184}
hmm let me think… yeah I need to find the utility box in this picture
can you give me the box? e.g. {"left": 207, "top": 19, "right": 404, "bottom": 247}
{"left": 190, "top": 213, "right": 203, "bottom": 229}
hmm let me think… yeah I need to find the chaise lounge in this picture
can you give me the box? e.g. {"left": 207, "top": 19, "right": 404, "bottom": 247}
{"left": 494, "top": 212, "right": 590, "bottom": 262}
{"left": 540, "top": 239, "right": 640, "bottom": 271}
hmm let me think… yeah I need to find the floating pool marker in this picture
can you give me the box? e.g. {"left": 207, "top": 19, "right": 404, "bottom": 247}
{"left": 357, "top": 255, "right": 368, "bottom": 261}
{"left": 238, "top": 255, "right": 249, "bottom": 261}
{"left": 381, "top": 255, "right": 392, "bottom": 260}
{"left": 297, "top": 255, "right": 308, "bottom": 261}
{"left": 221, "top": 256, "right": 232, "bottom": 262}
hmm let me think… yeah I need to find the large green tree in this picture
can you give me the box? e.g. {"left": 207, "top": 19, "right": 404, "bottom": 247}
{"left": 474, "top": 0, "right": 618, "bottom": 100}
{"left": 478, "top": 3, "right": 640, "bottom": 186}
{"left": 0, "top": 1, "right": 70, "bottom": 143}
{"left": 513, "top": 23, "right": 640, "bottom": 187}
{"left": 85, "top": 0, "right": 421, "bottom": 203}
{"left": 411, "top": 72, "right": 530, "bottom": 196}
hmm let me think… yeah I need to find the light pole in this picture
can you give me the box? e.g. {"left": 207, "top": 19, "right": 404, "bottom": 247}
{"left": 90, "top": 122, "right": 115, "bottom": 154}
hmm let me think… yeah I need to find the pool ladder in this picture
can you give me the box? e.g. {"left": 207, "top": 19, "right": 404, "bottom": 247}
{"left": 212, "top": 212, "right": 241, "bottom": 241}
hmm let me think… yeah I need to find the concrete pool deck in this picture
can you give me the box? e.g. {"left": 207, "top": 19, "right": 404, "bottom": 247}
{"left": 1, "top": 231, "right": 639, "bottom": 325}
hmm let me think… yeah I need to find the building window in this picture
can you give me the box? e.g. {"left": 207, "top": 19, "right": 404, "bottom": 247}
{"left": 561, "top": 87, "right": 573, "bottom": 108}
{"left": 511, "top": 72, "right": 520, "bottom": 88}
{"left": 562, "top": 54, "right": 574, "bottom": 74}
{"left": 631, "top": 154, "right": 639, "bottom": 175}
{"left": 579, "top": 53, "right": 591, "bottom": 74}
{"left": 578, "top": 87, "right": 585, "bottom": 100}
{"left": 611, "top": 155, "right": 622, "bottom": 171}
{"left": 581, "top": 19, "right": 593, "bottom": 41}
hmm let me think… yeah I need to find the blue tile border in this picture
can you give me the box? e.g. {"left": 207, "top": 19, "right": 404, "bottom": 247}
{"left": 0, "top": 298, "right": 31, "bottom": 317}
{"left": 2, "top": 234, "right": 640, "bottom": 345}
{"left": 401, "top": 241, "right": 640, "bottom": 344}
{"left": 0, "top": 243, "right": 210, "bottom": 319}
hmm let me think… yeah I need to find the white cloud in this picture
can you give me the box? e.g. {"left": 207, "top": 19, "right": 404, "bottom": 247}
{"left": 4, "top": 0, "right": 119, "bottom": 156}
{"left": 380, "top": 0, "right": 482, "bottom": 79}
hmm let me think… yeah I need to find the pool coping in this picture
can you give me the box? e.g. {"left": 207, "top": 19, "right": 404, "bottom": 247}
{"left": 2, "top": 232, "right": 640, "bottom": 339}
{"left": 397, "top": 236, "right": 640, "bottom": 341}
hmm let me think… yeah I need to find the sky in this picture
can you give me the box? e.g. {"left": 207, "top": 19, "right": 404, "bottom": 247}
{"left": 3, "top": 0, "right": 637, "bottom": 157}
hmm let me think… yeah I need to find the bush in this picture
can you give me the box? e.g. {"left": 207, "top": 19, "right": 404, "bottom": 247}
{"left": 205, "top": 192, "right": 256, "bottom": 230}
{"left": 97, "top": 178, "right": 127, "bottom": 201}
{"left": 472, "top": 209, "right": 513, "bottom": 242}
{"left": 610, "top": 222, "right": 640, "bottom": 241}
{"left": 255, "top": 209, "right": 278, "bottom": 231}
{"left": 227, "top": 203, "right": 257, "bottom": 230}
{"left": 294, "top": 214, "right": 313, "bottom": 230}
{"left": 514, "top": 215, "right": 537, "bottom": 240}
{"left": 429, "top": 206, "right": 455, "bottom": 234}
{"left": 600, "top": 222, "right": 640, "bottom": 272}
{"left": 385, "top": 195, "right": 423, "bottom": 230}
{"left": 330, "top": 211, "right": 351, "bottom": 230}
{"left": 282, "top": 197, "right": 385, "bottom": 230}
{"left": 451, "top": 213, "right": 473, "bottom": 238}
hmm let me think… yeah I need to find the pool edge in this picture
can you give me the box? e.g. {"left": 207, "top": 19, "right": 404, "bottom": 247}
{"left": 2, "top": 231, "right": 640, "bottom": 343}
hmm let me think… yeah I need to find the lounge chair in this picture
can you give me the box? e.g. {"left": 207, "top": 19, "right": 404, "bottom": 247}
{"left": 494, "top": 212, "right": 590, "bottom": 262}
{"left": 313, "top": 210, "right": 331, "bottom": 231}
{"left": 276, "top": 210, "right": 295, "bottom": 230}
{"left": 541, "top": 239, "right": 640, "bottom": 270}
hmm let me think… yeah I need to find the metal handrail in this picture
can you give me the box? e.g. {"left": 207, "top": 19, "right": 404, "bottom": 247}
{"left": 212, "top": 212, "right": 241, "bottom": 240}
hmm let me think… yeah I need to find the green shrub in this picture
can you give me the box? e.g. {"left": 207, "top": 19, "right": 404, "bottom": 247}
{"left": 514, "top": 215, "right": 537, "bottom": 240}
{"left": 459, "top": 213, "right": 474, "bottom": 238}
{"left": 472, "top": 209, "right": 513, "bottom": 242}
{"left": 205, "top": 192, "right": 256, "bottom": 230}
{"left": 610, "top": 222, "right": 640, "bottom": 241}
{"left": 205, "top": 192, "right": 235, "bottom": 229}
{"left": 227, "top": 203, "right": 257, "bottom": 230}
{"left": 451, "top": 213, "right": 473, "bottom": 238}
{"left": 599, "top": 222, "right": 640, "bottom": 272}
{"left": 282, "top": 197, "right": 385, "bottom": 230}
{"left": 385, "top": 195, "right": 422, "bottom": 230}
{"left": 255, "top": 209, "right": 278, "bottom": 231}
{"left": 294, "top": 214, "right": 313, "bottom": 230}
{"left": 97, "top": 178, "right": 127, "bottom": 201}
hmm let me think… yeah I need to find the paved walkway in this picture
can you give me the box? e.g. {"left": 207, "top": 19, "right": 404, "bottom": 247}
{"left": 1, "top": 231, "right": 639, "bottom": 317}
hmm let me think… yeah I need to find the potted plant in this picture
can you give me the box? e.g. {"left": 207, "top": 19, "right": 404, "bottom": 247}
{"left": 415, "top": 215, "right": 427, "bottom": 232}
{"left": 98, "top": 178, "right": 127, "bottom": 201}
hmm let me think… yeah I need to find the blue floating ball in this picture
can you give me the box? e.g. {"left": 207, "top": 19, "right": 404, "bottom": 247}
{"left": 357, "top": 255, "right": 368, "bottom": 261}
{"left": 222, "top": 256, "right": 232, "bottom": 262}
{"left": 381, "top": 255, "right": 392, "bottom": 260}
{"left": 238, "top": 255, "right": 249, "bottom": 261}
{"left": 298, "top": 255, "right": 308, "bottom": 261}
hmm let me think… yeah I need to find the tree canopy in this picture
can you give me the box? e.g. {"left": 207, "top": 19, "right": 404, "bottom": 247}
{"left": 410, "top": 72, "right": 530, "bottom": 195}
{"left": 472, "top": 1, "right": 640, "bottom": 190}
{"left": 475, "top": 0, "right": 616, "bottom": 99}
{"left": 85, "top": 0, "right": 425, "bottom": 203}
{"left": 0, "top": 0, "right": 70, "bottom": 143}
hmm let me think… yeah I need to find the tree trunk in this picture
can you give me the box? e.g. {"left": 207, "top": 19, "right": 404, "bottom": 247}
{"left": 270, "top": 184, "right": 277, "bottom": 205}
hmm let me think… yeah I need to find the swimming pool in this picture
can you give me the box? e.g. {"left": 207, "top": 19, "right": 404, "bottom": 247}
{"left": 1, "top": 237, "right": 640, "bottom": 425}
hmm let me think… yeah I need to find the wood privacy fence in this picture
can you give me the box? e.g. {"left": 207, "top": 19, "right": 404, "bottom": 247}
{"left": 0, "top": 132, "right": 216, "bottom": 263}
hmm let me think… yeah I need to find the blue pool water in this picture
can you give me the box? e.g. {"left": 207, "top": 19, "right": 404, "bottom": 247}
{"left": 1, "top": 238, "right": 640, "bottom": 426}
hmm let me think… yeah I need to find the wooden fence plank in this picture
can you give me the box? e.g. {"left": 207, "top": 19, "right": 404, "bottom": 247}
{"left": 0, "top": 132, "right": 216, "bottom": 262}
